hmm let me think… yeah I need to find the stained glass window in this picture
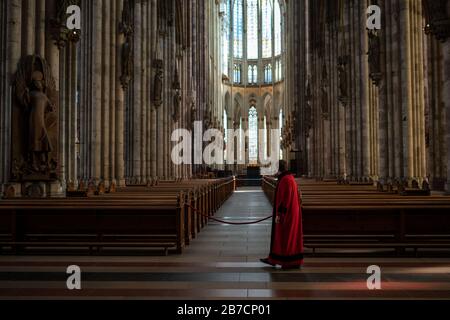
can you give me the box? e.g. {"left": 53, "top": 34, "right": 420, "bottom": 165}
{"left": 274, "top": 0, "right": 281, "bottom": 56}
{"left": 221, "top": 0, "right": 231, "bottom": 75}
{"left": 233, "top": 0, "right": 244, "bottom": 58}
{"left": 221, "top": 0, "right": 283, "bottom": 85}
{"left": 275, "top": 60, "right": 282, "bottom": 81}
{"left": 249, "top": 106, "right": 258, "bottom": 163}
{"left": 234, "top": 64, "right": 241, "bottom": 83}
{"left": 248, "top": 65, "right": 257, "bottom": 84}
{"left": 247, "top": 0, "right": 258, "bottom": 59}
{"left": 264, "top": 64, "right": 272, "bottom": 83}
{"left": 262, "top": 0, "right": 273, "bottom": 58}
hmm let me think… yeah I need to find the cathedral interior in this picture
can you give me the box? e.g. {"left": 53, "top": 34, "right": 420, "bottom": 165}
{"left": 1, "top": 0, "right": 450, "bottom": 302}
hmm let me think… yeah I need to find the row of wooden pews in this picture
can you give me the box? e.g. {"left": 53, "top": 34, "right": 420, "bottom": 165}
{"left": 0, "top": 177, "right": 235, "bottom": 255}
{"left": 262, "top": 177, "right": 450, "bottom": 255}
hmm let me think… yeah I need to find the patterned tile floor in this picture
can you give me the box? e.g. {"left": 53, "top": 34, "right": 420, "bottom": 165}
{"left": 0, "top": 187, "right": 450, "bottom": 300}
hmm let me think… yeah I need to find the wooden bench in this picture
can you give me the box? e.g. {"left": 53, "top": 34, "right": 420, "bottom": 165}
{"left": 0, "top": 178, "right": 235, "bottom": 256}
{"left": 0, "top": 195, "right": 186, "bottom": 255}
{"left": 262, "top": 176, "right": 450, "bottom": 256}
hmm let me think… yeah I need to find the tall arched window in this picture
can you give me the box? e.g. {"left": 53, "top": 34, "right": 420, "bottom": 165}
{"left": 275, "top": 60, "right": 282, "bottom": 82}
{"left": 274, "top": 0, "right": 282, "bottom": 56}
{"left": 264, "top": 64, "right": 272, "bottom": 83}
{"left": 262, "top": 0, "right": 273, "bottom": 58}
{"left": 221, "top": 0, "right": 231, "bottom": 75}
{"left": 249, "top": 106, "right": 258, "bottom": 163}
{"left": 233, "top": 0, "right": 244, "bottom": 59}
{"left": 222, "top": 0, "right": 284, "bottom": 85}
{"left": 248, "top": 65, "right": 257, "bottom": 84}
{"left": 247, "top": 0, "right": 258, "bottom": 59}
{"left": 234, "top": 64, "right": 242, "bottom": 84}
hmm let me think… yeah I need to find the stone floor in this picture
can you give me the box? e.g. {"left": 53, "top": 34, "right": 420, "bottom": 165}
{"left": 1, "top": 187, "right": 450, "bottom": 300}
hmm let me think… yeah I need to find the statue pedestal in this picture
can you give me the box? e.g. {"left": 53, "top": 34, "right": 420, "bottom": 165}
{"left": 1, "top": 183, "right": 22, "bottom": 199}
{"left": 19, "top": 181, "right": 66, "bottom": 198}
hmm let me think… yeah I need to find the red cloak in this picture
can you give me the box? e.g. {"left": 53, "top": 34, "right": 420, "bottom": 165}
{"left": 268, "top": 172, "right": 304, "bottom": 267}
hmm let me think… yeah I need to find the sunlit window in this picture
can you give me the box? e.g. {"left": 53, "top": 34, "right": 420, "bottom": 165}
{"left": 262, "top": 0, "right": 273, "bottom": 58}
{"left": 249, "top": 106, "right": 258, "bottom": 163}
{"left": 247, "top": 0, "right": 258, "bottom": 59}
{"left": 233, "top": 0, "right": 244, "bottom": 59}
{"left": 274, "top": 0, "right": 281, "bottom": 56}
{"left": 264, "top": 64, "right": 272, "bottom": 83}
{"left": 221, "top": 0, "right": 231, "bottom": 75}
{"left": 275, "top": 60, "right": 282, "bottom": 81}
{"left": 248, "top": 65, "right": 258, "bottom": 84}
{"left": 234, "top": 64, "right": 242, "bottom": 83}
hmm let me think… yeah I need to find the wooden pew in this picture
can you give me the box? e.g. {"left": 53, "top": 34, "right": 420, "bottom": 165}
{"left": 262, "top": 176, "right": 450, "bottom": 255}
{"left": 0, "top": 194, "right": 186, "bottom": 255}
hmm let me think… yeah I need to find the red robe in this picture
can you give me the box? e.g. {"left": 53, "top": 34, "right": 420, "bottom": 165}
{"left": 268, "top": 172, "right": 304, "bottom": 267}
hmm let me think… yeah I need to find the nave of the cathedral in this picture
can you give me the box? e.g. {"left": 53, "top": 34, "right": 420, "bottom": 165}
{"left": 1, "top": 0, "right": 450, "bottom": 301}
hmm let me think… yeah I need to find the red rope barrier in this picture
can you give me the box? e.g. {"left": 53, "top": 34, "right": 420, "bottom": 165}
{"left": 188, "top": 205, "right": 272, "bottom": 225}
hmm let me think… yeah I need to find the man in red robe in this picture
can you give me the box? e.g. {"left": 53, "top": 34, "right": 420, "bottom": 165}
{"left": 261, "top": 161, "right": 304, "bottom": 269}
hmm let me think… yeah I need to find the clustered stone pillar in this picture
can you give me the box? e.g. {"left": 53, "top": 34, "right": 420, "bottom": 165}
{"left": 79, "top": 0, "right": 133, "bottom": 192}
{"left": 0, "top": 0, "right": 74, "bottom": 198}
{"left": 288, "top": 0, "right": 448, "bottom": 192}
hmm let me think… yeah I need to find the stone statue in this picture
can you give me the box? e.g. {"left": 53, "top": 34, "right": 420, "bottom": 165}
{"left": 368, "top": 30, "right": 381, "bottom": 85}
{"left": 172, "top": 69, "right": 181, "bottom": 122}
{"left": 173, "top": 90, "right": 181, "bottom": 122}
{"left": 25, "top": 71, "right": 56, "bottom": 172}
{"left": 120, "top": 0, "right": 134, "bottom": 89}
{"left": 337, "top": 56, "right": 348, "bottom": 105}
{"left": 153, "top": 59, "right": 164, "bottom": 108}
{"left": 13, "top": 55, "right": 58, "bottom": 180}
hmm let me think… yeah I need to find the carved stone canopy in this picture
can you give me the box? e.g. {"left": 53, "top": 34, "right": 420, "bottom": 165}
{"left": 423, "top": 0, "right": 450, "bottom": 42}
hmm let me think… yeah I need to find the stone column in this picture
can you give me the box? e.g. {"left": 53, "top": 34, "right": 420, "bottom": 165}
{"left": 0, "top": 0, "right": 7, "bottom": 191}
{"left": 36, "top": 0, "right": 45, "bottom": 56}
{"left": 132, "top": 0, "right": 142, "bottom": 184}
{"left": 102, "top": 0, "right": 111, "bottom": 188}
{"left": 115, "top": 0, "right": 126, "bottom": 187}
{"left": 92, "top": 0, "right": 103, "bottom": 185}
{"left": 444, "top": 39, "right": 450, "bottom": 192}
{"left": 360, "top": 0, "right": 371, "bottom": 181}
{"left": 377, "top": 0, "right": 389, "bottom": 189}
{"left": 109, "top": 0, "right": 117, "bottom": 189}
{"left": 399, "top": 0, "right": 413, "bottom": 183}
{"left": 24, "top": 0, "right": 36, "bottom": 55}
{"left": 2, "top": 0, "right": 22, "bottom": 194}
